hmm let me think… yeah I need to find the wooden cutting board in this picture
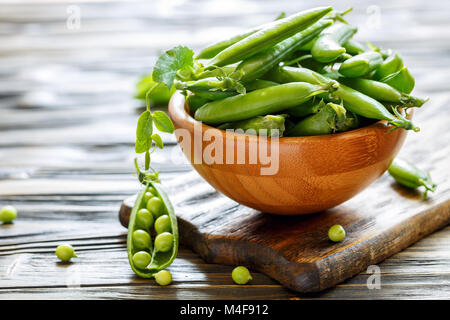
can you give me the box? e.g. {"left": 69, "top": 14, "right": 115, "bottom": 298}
{"left": 119, "top": 170, "right": 449, "bottom": 293}
{"left": 119, "top": 101, "right": 449, "bottom": 293}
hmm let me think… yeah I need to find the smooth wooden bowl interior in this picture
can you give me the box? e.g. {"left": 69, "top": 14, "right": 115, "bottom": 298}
{"left": 168, "top": 91, "right": 409, "bottom": 215}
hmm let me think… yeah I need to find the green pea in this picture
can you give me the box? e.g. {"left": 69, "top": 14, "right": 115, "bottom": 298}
{"left": 55, "top": 244, "right": 77, "bottom": 262}
{"left": 132, "top": 230, "right": 151, "bottom": 250}
{"left": 132, "top": 251, "right": 151, "bottom": 270}
{"left": 135, "top": 208, "right": 154, "bottom": 230}
{"left": 154, "top": 215, "right": 172, "bottom": 234}
{"left": 0, "top": 205, "right": 17, "bottom": 223}
{"left": 154, "top": 270, "right": 172, "bottom": 286}
{"left": 143, "top": 187, "right": 157, "bottom": 203}
{"left": 232, "top": 266, "right": 252, "bottom": 285}
{"left": 328, "top": 224, "right": 346, "bottom": 242}
{"left": 147, "top": 197, "right": 163, "bottom": 217}
{"left": 154, "top": 232, "right": 174, "bottom": 252}
{"left": 143, "top": 192, "right": 153, "bottom": 203}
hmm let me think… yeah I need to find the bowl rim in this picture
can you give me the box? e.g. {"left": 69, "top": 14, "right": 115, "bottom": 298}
{"left": 169, "top": 91, "right": 405, "bottom": 143}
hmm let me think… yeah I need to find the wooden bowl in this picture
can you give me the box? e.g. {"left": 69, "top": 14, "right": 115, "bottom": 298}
{"left": 168, "top": 91, "right": 409, "bottom": 215}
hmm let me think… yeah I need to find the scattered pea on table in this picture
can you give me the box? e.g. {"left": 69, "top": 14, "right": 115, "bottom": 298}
{"left": 0, "top": 205, "right": 17, "bottom": 223}
{"left": 232, "top": 266, "right": 253, "bottom": 285}
{"left": 154, "top": 270, "right": 172, "bottom": 286}
{"left": 328, "top": 224, "right": 346, "bottom": 242}
{"left": 55, "top": 244, "right": 77, "bottom": 262}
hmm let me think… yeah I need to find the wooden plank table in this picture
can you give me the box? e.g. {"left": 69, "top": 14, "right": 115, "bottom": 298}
{"left": 0, "top": 0, "right": 449, "bottom": 299}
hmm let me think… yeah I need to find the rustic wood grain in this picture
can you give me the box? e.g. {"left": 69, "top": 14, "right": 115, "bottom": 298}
{"left": 0, "top": 0, "right": 449, "bottom": 299}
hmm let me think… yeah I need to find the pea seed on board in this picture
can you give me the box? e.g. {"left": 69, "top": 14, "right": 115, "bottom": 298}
{"left": 328, "top": 225, "right": 346, "bottom": 242}
{"left": 232, "top": 266, "right": 253, "bottom": 285}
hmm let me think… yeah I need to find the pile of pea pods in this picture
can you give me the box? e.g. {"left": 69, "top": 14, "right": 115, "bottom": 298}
{"left": 140, "top": 6, "right": 428, "bottom": 138}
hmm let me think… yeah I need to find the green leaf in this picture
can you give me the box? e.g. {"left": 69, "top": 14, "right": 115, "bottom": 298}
{"left": 152, "top": 111, "right": 175, "bottom": 133}
{"left": 135, "top": 111, "right": 153, "bottom": 153}
{"left": 151, "top": 134, "right": 164, "bottom": 149}
{"left": 152, "top": 45, "right": 194, "bottom": 89}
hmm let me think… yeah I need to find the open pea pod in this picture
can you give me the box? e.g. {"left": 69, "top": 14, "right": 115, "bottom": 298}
{"left": 127, "top": 182, "right": 178, "bottom": 278}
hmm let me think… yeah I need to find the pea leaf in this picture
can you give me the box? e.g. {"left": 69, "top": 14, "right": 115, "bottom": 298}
{"left": 152, "top": 111, "right": 174, "bottom": 133}
{"left": 135, "top": 111, "right": 153, "bottom": 153}
{"left": 152, "top": 45, "right": 194, "bottom": 90}
{"left": 151, "top": 134, "right": 164, "bottom": 149}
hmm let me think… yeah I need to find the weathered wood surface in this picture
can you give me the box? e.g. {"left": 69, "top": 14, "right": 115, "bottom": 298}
{"left": 1, "top": 0, "right": 450, "bottom": 299}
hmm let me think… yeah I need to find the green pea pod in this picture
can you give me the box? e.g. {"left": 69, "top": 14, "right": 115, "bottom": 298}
{"left": 196, "top": 12, "right": 288, "bottom": 60}
{"left": 372, "top": 52, "right": 403, "bottom": 80}
{"left": 235, "top": 19, "right": 334, "bottom": 82}
{"left": 127, "top": 182, "right": 178, "bottom": 277}
{"left": 208, "top": 6, "right": 333, "bottom": 67}
{"left": 181, "top": 79, "right": 276, "bottom": 103}
{"left": 175, "top": 78, "right": 238, "bottom": 100}
{"left": 217, "top": 114, "right": 286, "bottom": 137}
{"left": 341, "top": 78, "right": 427, "bottom": 108}
{"left": 265, "top": 66, "right": 419, "bottom": 131}
{"left": 297, "top": 38, "right": 315, "bottom": 51}
{"left": 388, "top": 158, "right": 437, "bottom": 199}
{"left": 311, "top": 22, "right": 357, "bottom": 63}
{"left": 195, "top": 66, "right": 236, "bottom": 80}
{"left": 195, "top": 81, "right": 338, "bottom": 124}
{"left": 284, "top": 53, "right": 327, "bottom": 72}
{"left": 342, "top": 39, "right": 366, "bottom": 55}
{"left": 135, "top": 75, "right": 176, "bottom": 106}
{"left": 244, "top": 79, "right": 279, "bottom": 91}
{"left": 287, "top": 102, "right": 348, "bottom": 136}
{"left": 296, "top": 8, "right": 353, "bottom": 51}
{"left": 338, "top": 51, "right": 383, "bottom": 78}
{"left": 380, "top": 67, "right": 415, "bottom": 94}
{"left": 287, "top": 98, "right": 325, "bottom": 118}
{"left": 187, "top": 94, "right": 211, "bottom": 113}
{"left": 192, "top": 90, "right": 236, "bottom": 101}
